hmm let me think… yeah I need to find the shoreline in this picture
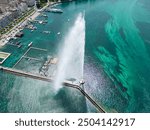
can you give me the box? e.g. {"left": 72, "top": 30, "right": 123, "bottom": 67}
{"left": 0, "top": 10, "right": 36, "bottom": 47}
{"left": 0, "top": 2, "right": 57, "bottom": 48}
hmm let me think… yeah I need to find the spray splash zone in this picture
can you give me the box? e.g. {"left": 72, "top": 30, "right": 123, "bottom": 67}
{"left": 53, "top": 13, "right": 85, "bottom": 92}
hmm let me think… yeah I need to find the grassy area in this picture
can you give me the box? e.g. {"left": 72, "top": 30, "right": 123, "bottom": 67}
{"left": 0, "top": 8, "right": 35, "bottom": 37}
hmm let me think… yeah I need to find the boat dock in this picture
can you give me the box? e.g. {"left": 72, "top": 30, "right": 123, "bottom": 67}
{"left": 0, "top": 66, "right": 106, "bottom": 113}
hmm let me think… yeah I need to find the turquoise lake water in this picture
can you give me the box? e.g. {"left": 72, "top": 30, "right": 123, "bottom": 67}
{"left": 0, "top": 0, "right": 150, "bottom": 112}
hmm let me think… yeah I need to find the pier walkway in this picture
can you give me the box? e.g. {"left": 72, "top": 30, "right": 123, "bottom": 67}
{"left": 0, "top": 66, "right": 53, "bottom": 82}
{"left": 0, "top": 66, "right": 106, "bottom": 113}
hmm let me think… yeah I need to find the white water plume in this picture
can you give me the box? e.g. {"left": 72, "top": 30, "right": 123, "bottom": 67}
{"left": 54, "top": 13, "right": 85, "bottom": 91}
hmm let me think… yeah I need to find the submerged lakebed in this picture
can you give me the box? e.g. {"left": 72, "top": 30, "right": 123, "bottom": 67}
{"left": 0, "top": 0, "right": 150, "bottom": 112}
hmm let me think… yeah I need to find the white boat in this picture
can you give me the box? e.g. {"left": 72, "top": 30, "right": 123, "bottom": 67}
{"left": 39, "top": 21, "right": 43, "bottom": 24}
{"left": 42, "top": 14, "right": 48, "bottom": 17}
{"left": 18, "top": 44, "right": 22, "bottom": 48}
{"left": 43, "top": 31, "right": 51, "bottom": 34}
{"left": 45, "top": 8, "right": 63, "bottom": 13}
{"left": 28, "top": 42, "right": 33, "bottom": 47}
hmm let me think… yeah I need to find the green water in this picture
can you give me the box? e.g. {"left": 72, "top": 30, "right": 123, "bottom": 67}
{"left": 0, "top": 0, "right": 150, "bottom": 112}
{"left": 94, "top": 0, "right": 150, "bottom": 112}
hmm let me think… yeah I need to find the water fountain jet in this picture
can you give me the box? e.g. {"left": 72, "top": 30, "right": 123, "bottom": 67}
{"left": 53, "top": 13, "right": 85, "bottom": 92}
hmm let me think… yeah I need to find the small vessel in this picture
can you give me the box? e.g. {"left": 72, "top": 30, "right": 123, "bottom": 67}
{"left": 42, "top": 21, "right": 48, "bottom": 24}
{"left": 28, "top": 42, "right": 33, "bottom": 47}
{"left": 39, "top": 21, "right": 43, "bottom": 24}
{"left": 18, "top": 44, "right": 22, "bottom": 48}
{"left": 43, "top": 31, "right": 51, "bottom": 34}
{"left": 41, "top": 14, "right": 48, "bottom": 17}
{"left": 26, "top": 24, "right": 37, "bottom": 30}
{"left": 8, "top": 37, "right": 14, "bottom": 42}
{"left": 45, "top": 8, "right": 63, "bottom": 13}
{"left": 15, "top": 31, "right": 24, "bottom": 37}
{"left": 33, "top": 26, "right": 37, "bottom": 30}
{"left": 16, "top": 41, "right": 21, "bottom": 45}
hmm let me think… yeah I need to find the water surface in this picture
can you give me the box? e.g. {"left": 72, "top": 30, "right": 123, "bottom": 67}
{"left": 0, "top": 0, "right": 150, "bottom": 112}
